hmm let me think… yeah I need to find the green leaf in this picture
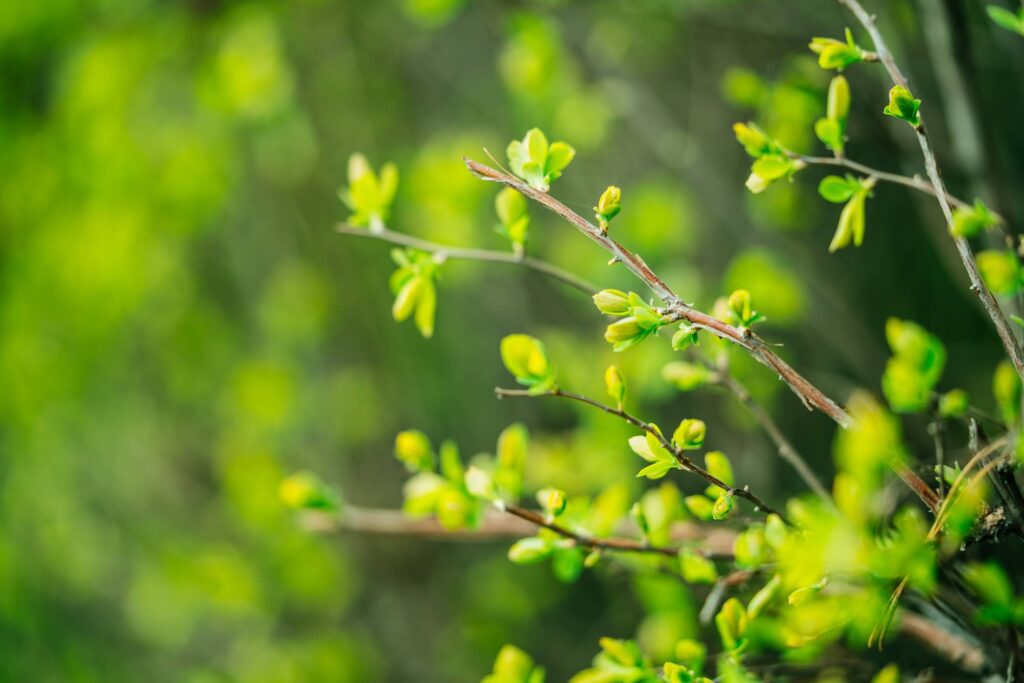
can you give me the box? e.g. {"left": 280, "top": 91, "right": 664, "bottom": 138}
{"left": 882, "top": 85, "right": 921, "bottom": 127}
{"left": 545, "top": 142, "right": 576, "bottom": 177}
{"left": 394, "top": 429, "right": 435, "bottom": 472}
{"left": 712, "top": 492, "right": 734, "bottom": 520}
{"left": 278, "top": 471, "right": 342, "bottom": 512}
{"left": 439, "top": 439, "right": 464, "bottom": 482}
{"left": 402, "top": 472, "right": 446, "bottom": 517}
{"left": 814, "top": 118, "right": 843, "bottom": 152}
{"left": 672, "top": 418, "right": 706, "bottom": 450}
{"left": 871, "top": 664, "right": 901, "bottom": 683}
{"left": 662, "top": 361, "right": 714, "bottom": 392}
{"left": 592, "top": 289, "right": 631, "bottom": 316}
{"left": 938, "top": 389, "right": 969, "bottom": 418}
{"left": 818, "top": 175, "right": 857, "bottom": 203}
{"left": 808, "top": 29, "right": 866, "bottom": 70}
{"left": 826, "top": 75, "right": 851, "bottom": 124}
{"left": 414, "top": 277, "right": 436, "bottom": 338}
{"left": 684, "top": 495, "right": 714, "bottom": 521}
{"left": 340, "top": 153, "right": 400, "bottom": 228}
{"left": 828, "top": 187, "right": 869, "bottom": 251}
{"left": 732, "top": 122, "right": 774, "bottom": 157}
{"left": 536, "top": 487, "right": 567, "bottom": 516}
{"left": 703, "top": 451, "right": 734, "bottom": 498}
{"left": 551, "top": 545, "right": 585, "bottom": 583}
{"left": 436, "top": 484, "right": 480, "bottom": 530}
{"left": 715, "top": 598, "right": 748, "bottom": 652}
{"left": 671, "top": 324, "right": 700, "bottom": 351}
{"left": 500, "top": 334, "right": 555, "bottom": 392}
{"left": 732, "top": 526, "right": 767, "bottom": 568}
{"left": 506, "top": 128, "right": 574, "bottom": 191}
{"left": 636, "top": 460, "right": 676, "bottom": 480}
{"left": 747, "top": 574, "right": 781, "bottom": 618}
{"left": 950, "top": 199, "right": 997, "bottom": 238}
{"left": 993, "top": 360, "right": 1022, "bottom": 426}
{"left": 508, "top": 536, "right": 552, "bottom": 564}
{"left": 679, "top": 549, "right": 718, "bottom": 584}
{"left": 495, "top": 423, "right": 528, "bottom": 500}
{"left": 977, "top": 249, "right": 1023, "bottom": 295}
{"left": 604, "top": 365, "right": 626, "bottom": 407}
{"left": 987, "top": 5, "right": 1024, "bottom": 36}
{"left": 594, "top": 185, "right": 622, "bottom": 232}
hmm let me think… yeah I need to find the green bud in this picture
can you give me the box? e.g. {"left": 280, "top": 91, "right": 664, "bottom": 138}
{"left": 392, "top": 276, "right": 425, "bottom": 322}
{"left": 394, "top": 429, "right": 435, "bottom": 472}
{"left": 715, "top": 598, "right": 748, "bottom": 652}
{"left": 808, "top": 28, "right": 866, "bottom": 71}
{"left": 605, "top": 365, "right": 626, "bottom": 407}
{"left": 883, "top": 85, "right": 922, "bottom": 127}
{"left": 671, "top": 324, "right": 700, "bottom": 351}
{"left": 604, "top": 317, "right": 642, "bottom": 344}
{"left": 594, "top": 185, "right": 622, "bottom": 232}
{"left": 950, "top": 199, "right": 996, "bottom": 238}
{"left": 279, "top": 471, "right": 341, "bottom": 512}
{"left": 726, "top": 289, "right": 765, "bottom": 327}
{"left": 733, "top": 122, "right": 772, "bottom": 157}
{"left": 507, "top": 536, "right": 552, "bottom": 563}
{"left": 938, "top": 389, "right": 969, "bottom": 418}
{"left": 977, "top": 250, "right": 1023, "bottom": 296}
{"left": 491, "top": 645, "right": 537, "bottom": 681}
{"left": 500, "top": 334, "right": 555, "bottom": 394}
{"left": 712, "top": 492, "right": 734, "bottom": 520}
{"left": 672, "top": 418, "right": 706, "bottom": 450}
{"left": 703, "top": 451, "right": 734, "bottom": 498}
{"left": 826, "top": 75, "right": 851, "bottom": 124}
{"left": 814, "top": 118, "right": 844, "bottom": 153}
{"left": 592, "top": 289, "right": 631, "bottom": 316}
{"left": 829, "top": 185, "right": 870, "bottom": 251}
{"left": 537, "top": 487, "right": 567, "bottom": 517}
{"left": 679, "top": 549, "right": 718, "bottom": 584}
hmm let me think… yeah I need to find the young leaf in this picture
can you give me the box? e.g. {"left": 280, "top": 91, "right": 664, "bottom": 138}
{"left": 594, "top": 185, "right": 622, "bottom": 233}
{"left": 882, "top": 85, "right": 921, "bottom": 127}
{"left": 818, "top": 175, "right": 858, "bottom": 203}
{"left": 679, "top": 549, "right": 718, "bottom": 584}
{"left": 977, "top": 250, "right": 1023, "bottom": 296}
{"left": 279, "top": 471, "right": 342, "bottom": 512}
{"left": 394, "top": 429, "right": 435, "bottom": 472}
{"left": 987, "top": 5, "right": 1024, "bottom": 36}
{"left": 500, "top": 334, "right": 556, "bottom": 394}
{"left": 604, "top": 365, "right": 626, "bottom": 407}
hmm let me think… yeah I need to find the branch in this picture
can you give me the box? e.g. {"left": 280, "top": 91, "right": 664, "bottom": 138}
{"left": 494, "top": 386, "right": 786, "bottom": 520}
{"left": 837, "top": 0, "right": 1024, "bottom": 383}
{"left": 899, "top": 612, "right": 986, "bottom": 675}
{"left": 465, "top": 158, "right": 852, "bottom": 428}
{"left": 300, "top": 504, "right": 739, "bottom": 558}
{"left": 335, "top": 223, "right": 598, "bottom": 295}
{"left": 709, "top": 360, "right": 834, "bottom": 505}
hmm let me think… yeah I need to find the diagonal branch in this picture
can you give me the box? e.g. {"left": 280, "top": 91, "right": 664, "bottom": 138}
{"left": 466, "top": 158, "right": 852, "bottom": 428}
{"left": 335, "top": 223, "right": 598, "bottom": 295}
{"left": 494, "top": 386, "right": 786, "bottom": 520}
{"left": 837, "top": 0, "right": 1024, "bottom": 382}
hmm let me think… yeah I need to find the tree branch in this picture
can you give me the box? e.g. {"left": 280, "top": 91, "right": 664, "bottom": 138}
{"left": 494, "top": 386, "right": 786, "bottom": 520}
{"left": 837, "top": 0, "right": 1024, "bottom": 383}
{"left": 335, "top": 223, "right": 598, "bottom": 295}
{"left": 465, "top": 157, "right": 852, "bottom": 428}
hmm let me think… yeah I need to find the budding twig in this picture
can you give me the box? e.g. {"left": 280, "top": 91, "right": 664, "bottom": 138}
{"left": 335, "top": 223, "right": 598, "bottom": 295}
{"left": 837, "top": 0, "right": 1024, "bottom": 383}
{"left": 494, "top": 386, "right": 787, "bottom": 520}
{"left": 466, "top": 157, "right": 852, "bottom": 428}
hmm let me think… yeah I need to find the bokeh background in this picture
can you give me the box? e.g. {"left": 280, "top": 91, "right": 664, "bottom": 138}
{"left": 2, "top": 0, "right": 1024, "bottom": 680}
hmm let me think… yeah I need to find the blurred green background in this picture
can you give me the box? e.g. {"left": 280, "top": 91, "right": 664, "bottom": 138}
{"left": 2, "top": 0, "right": 1023, "bottom": 680}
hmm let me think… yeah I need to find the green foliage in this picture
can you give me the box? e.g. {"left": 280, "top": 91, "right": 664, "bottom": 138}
{"left": 662, "top": 361, "right": 715, "bottom": 392}
{"left": 819, "top": 175, "right": 875, "bottom": 251}
{"left": 724, "top": 289, "right": 765, "bottom": 327}
{"left": 390, "top": 248, "right": 440, "bottom": 338}
{"left": 394, "top": 429, "right": 435, "bottom": 472}
{"left": 993, "top": 360, "right": 1022, "bottom": 426}
{"left": 340, "top": 153, "right": 399, "bottom": 230}
{"left": 501, "top": 334, "right": 557, "bottom": 394}
{"left": 482, "top": 645, "right": 546, "bottom": 683}
{"left": 679, "top": 549, "right": 718, "bottom": 584}
{"left": 595, "top": 185, "right": 622, "bottom": 233}
{"left": 629, "top": 428, "right": 681, "bottom": 480}
{"left": 937, "top": 388, "right": 969, "bottom": 418}
{"left": 808, "top": 28, "right": 869, "bottom": 70}
{"left": 881, "top": 318, "right": 946, "bottom": 413}
{"left": 594, "top": 290, "right": 667, "bottom": 351}
{"left": 977, "top": 249, "right": 1023, "bottom": 295}
{"left": 950, "top": 199, "right": 997, "bottom": 238}
{"left": 733, "top": 122, "right": 806, "bottom": 194}
{"left": 507, "top": 128, "right": 576, "bottom": 191}
{"left": 882, "top": 86, "right": 921, "bottom": 128}
{"left": 815, "top": 76, "right": 850, "bottom": 154}
{"left": 495, "top": 188, "right": 531, "bottom": 255}
{"left": 279, "top": 471, "right": 342, "bottom": 512}
{"left": 605, "top": 365, "right": 627, "bottom": 408}
{"left": 988, "top": 5, "right": 1024, "bottom": 36}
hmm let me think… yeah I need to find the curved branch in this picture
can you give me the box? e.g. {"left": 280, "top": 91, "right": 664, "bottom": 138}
{"left": 466, "top": 158, "right": 852, "bottom": 428}
{"left": 494, "top": 386, "right": 786, "bottom": 520}
{"left": 335, "top": 223, "right": 598, "bottom": 295}
{"left": 837, "top": 0, "right": 1024, "bottom": 382}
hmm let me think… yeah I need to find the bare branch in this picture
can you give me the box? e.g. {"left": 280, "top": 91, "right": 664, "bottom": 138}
{"left": 335, "top": 223, "right": 598, "bottom": 295}
{"left": 466, "top": 157, "right": 852, "bottom": 428}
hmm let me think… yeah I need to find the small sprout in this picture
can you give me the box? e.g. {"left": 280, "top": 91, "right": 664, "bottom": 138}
{"left": 726, "top": 289, "right": 766, "bottom": 327}
{"left": 500, "top": 334, "right": 556, "bottom": 395}
{"left": 537, "top": 487, "right": 567, "bottom": 517}
{"left": 684, "top": 494, "right": 714, "bottom": 520}
{"left": 465, "top": 465, "right": 496, "bottom": 500}
{"left": 339, "top": 152, "right": 399, "bottom": 231}
{"left": 671, "top": 324, "right": 700, "bottom": 351}
{"left": 507, "top": 536, "right": 552, "bottom": 564}
{"left": 950, "top": 199, "right": 997, "bottom": 238}
{"left": 506, "top": 128, "right": 576, "bottom": 192}
{"left": 809, "top": 28, "right": 868, "bottom": 71}
{"left": 679, "top": 549, "right": 718, "bottom": 584}
{"left": 592, "top": 289, "right": 631, "bottom": 316}
{"left": 815, "top": 75, "right": 851, "bottom": 155}
{"left": 977, "top": 249, "right": 1023, "bottom": 296}
{"left": 712, "top": 491, "right": 734, "bottom": 520}
{"left": 715, "top": 598, "right": 748, "bottom": 652}
{"left": 672, "top": 418, "right": 706, "bottom": 451}
{"left": 604, "top": 365, "right": 626, "bottom": 408}
{"left": 495, "top": 188, "right": 531, "bottom": 256}
{"left": 662, "top": 361, "right": 714, "bottom": 392}
{"left": 394, "top": 429, "right": 435, "bottom": 472}
{"left": 938, "top": 389, "right": 969, "bottom": 418}
{"left": 987, "top": 5, "right": 1024, "bottom": 36}
{"left": 827, "top": 177, "right": 875, "bottom": 252}
{"left": 279, "top": 471, "right": 341, "bottom": 512}
{"left": 883, "top": 85, "right": 922, "bottom": 128}
{"left": 594, "top": 185, "right": 622, "bottom": 233}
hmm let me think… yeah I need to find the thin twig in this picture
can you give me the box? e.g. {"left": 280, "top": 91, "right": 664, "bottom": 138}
{"left": 300, "top": 504, "right": 738, "bottom": 558}
{"left": 837, "top": 0, "right": 1024, "bottom": 383}
{"left": 466, "top": 158, "right": 852, "bottom": 428}
{"left": 711, "top": 362, "right": 834, "bottom": 504}
{"left": 335, "top": 223, "right": 598, "bottom": 295}
{"left": 494, "top": 386, "right": 786, "bottom": 520}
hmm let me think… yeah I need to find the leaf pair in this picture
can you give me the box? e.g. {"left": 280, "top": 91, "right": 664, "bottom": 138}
{"left": 339, "top": 152, "right": 398, "bottom": 230}
{"left": 506, "top": 128, "right": 576, "bottom": 192}
{"left": 390, "top": 248, "right": 439, "bottom": 338}
{"left": 593, "top": 289, "right": 666, "bottom": 351}
{"left": 809, "top": 28, "right": 869, "bottom": 71}
{"left": 500, "top": 334, "right": 556, "bottom": 394}
{"left": 818, "top": 175, "right": 875, "bottom": 251}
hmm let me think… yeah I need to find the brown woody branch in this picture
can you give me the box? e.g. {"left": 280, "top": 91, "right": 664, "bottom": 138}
{"left": 837, "top": 0, "right": 1024, "bottom": 383}
{"left": 465, "top": 157, "right": 852, "bottom": 428}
